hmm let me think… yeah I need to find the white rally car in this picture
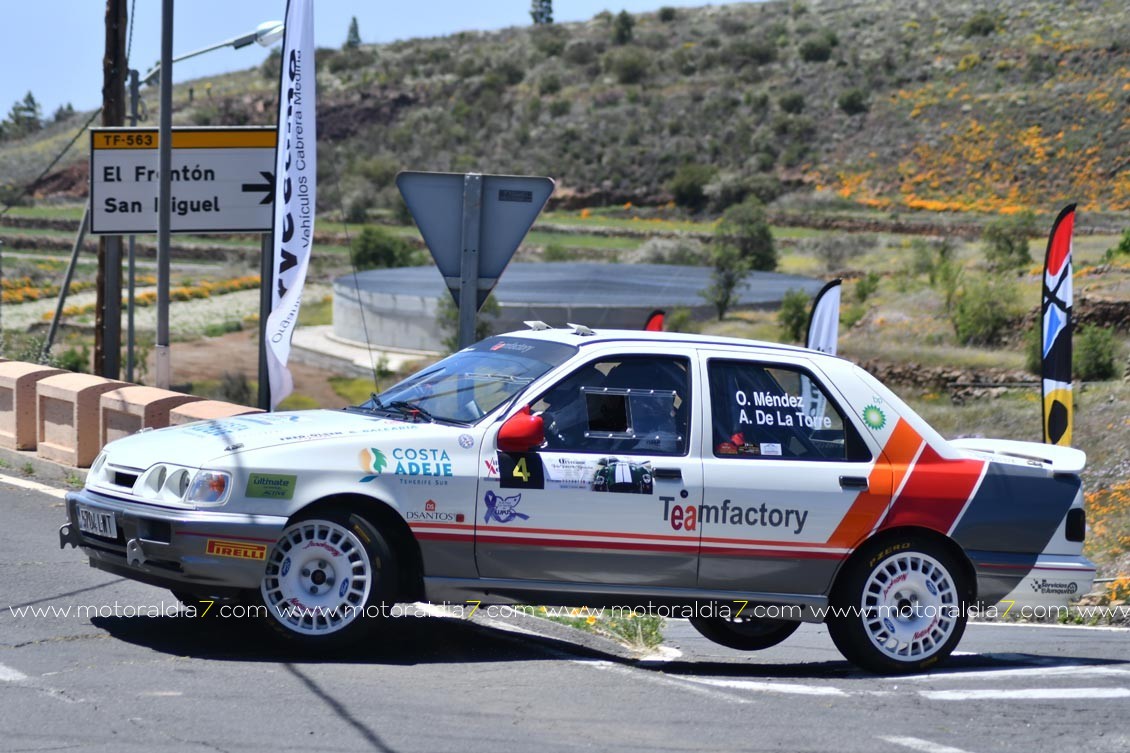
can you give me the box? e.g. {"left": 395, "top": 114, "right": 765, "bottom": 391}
{"left": 60, "top": 326, "right": 1094, "bottom": 673}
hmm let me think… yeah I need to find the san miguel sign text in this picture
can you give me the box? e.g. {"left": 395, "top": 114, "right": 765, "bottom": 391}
{"left": 89, "top": 127, "right": 277, "bottom": 234}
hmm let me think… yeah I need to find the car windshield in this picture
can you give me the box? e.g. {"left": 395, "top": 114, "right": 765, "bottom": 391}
{"left": 350, "top": 337, "right": 577, "bottom": 425}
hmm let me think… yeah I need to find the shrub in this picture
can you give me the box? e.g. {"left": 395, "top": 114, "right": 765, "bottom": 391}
{"left": 658, "top": 6, "right": 677, "bottom": 22}
{"left": 704, "top": 172, "right": 782, "bottom": 213}
{"left": 351, "top": 226, "right": 419, "bottom": 270}
{"left": 854, "top": 272, "right": 880, "bottom": 303}
{"left": 961, "top": 10, "right": 999, "bottom": 37}
{"left": 837, "top": 88, "right": 869, "bottom": 115}
{"left": 798, "top": 34, "right": 834, "bottom": 63}
{"left": 949, "top": 274, "right": 1019, "bottom": 345}
{"left": 625, "top": 238, "right": 708, "bottom": 265}
{"left": 437, "top": 293, "right": 500, "bottom": 352}
{"left": 538, "top": 73, "right": 562, "bottom": 95}
{"left": 778, "top": 92, "right": 805, "bottom": 114}
{"left": 664, "top": 307, "right": 699, "bottom": 333}
{"left": 982, "top": 211, "right": 1037, "bottom": 271}
{"left": 564, "top": 39, "right": 598, "bottom": 66}
{"left": 548, "top": 98, "right": 571, "bottom": 117}
{"left": 219, "top": 371, "right": 253, "bottom": 405}
{"left": 1074, "top": 325, "right": 1119, "bottom": 381}
{"left": 1102, "top": 228, "right": 1130, "bottom": 262}
{"left": 703, "top": 244, "right": 750, "bottom": 320}
{"left": 613, "top": 10, "right": 635, "bottom": 45}
{"left": 609, "top": 47, "right": 650, "bottom": 84}
{"left": 716, "top": 197, "right": 777, "bottom": 271}
{"left": 668, "top": 163, "right": 717, "bottom": 212}
{"left": 777, "top": 288, "right": 810, "bottom": 342}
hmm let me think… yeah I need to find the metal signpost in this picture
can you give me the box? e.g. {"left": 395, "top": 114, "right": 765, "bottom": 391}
{"left": 396, "top": 171, "right": 555, "bottom": 349}
{"left": 88, "top": 125, "right": 276, "bottom": 390}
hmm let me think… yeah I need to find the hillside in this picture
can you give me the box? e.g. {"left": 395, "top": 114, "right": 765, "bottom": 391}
{"left": 3, "top": 0, "right": 1127, "bottom": 220}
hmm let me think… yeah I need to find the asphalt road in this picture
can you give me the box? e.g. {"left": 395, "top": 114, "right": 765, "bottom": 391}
{"left": 1, "top": 473, "right": 1127, "bottom": 753}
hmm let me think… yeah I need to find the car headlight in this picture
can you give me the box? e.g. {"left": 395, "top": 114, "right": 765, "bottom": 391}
{"left": 185, "top": 470, "right": 232, "bottom": 506}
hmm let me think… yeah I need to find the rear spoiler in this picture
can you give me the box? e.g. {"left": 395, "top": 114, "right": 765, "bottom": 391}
{"left": 950, "top": 438, "right": 1085, "bottom": 474}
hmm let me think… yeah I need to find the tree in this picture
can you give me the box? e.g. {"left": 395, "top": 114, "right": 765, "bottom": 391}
{"left": 344, "top": 16, "right": 361, "bottom": 49}
{"left": 5, "top": 91, "right": 41, "bottom": 138}
{"left": 437, "top": 293, "right": 500, "bottom": 352}
{"left": 668, "top": 164, "right": 716, "bottom": 212}
{"left": 613, "top": 10, "right": 635, "bottom": 45}
{"left": 777, "top": 289, "right": 810, "bottom": 342}
{"left": 351, "top": 227, "right": 419, "bottom": 270}
{"left": 703, "top": 244, "right": 750, "bottom": 320}
{"left": 982, "top": 211, "right": 1037, "bottom": 271}
{"left": 530, "top": 0, "right": 553, "bottom": 25}
{"left": 52, "top": 103, "right": 75, "bottom": 122}
{"left": 716, "top": 197, "right": 777, "bottom": 271}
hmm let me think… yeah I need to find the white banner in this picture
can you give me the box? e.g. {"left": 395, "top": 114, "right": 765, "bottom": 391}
{"left": 266, "top": 0, "right": 316, "bottom": 410}
{"left": 801, "top": 279, "right": 841, "bottom": 423}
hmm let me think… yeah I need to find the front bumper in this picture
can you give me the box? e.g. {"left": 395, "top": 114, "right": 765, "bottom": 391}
{"left": 61, "top": 488, "right": 288, "bottom": 596}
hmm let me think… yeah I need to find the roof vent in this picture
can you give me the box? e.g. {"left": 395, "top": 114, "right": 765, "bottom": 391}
{"left": 566, "top": 322, "right": 595, "bottom": 336}
{"left": 524, "top": 320, "right": 552, "bottom": 331}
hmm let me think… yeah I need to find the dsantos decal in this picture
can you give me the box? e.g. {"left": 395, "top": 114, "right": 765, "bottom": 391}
{"left": 406, "top": 499, "right": 464, "bottom": 523}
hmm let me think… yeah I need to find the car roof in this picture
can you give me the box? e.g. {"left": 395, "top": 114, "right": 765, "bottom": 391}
{"left": 493, "top": 325, "right": 842, "bottom": 363}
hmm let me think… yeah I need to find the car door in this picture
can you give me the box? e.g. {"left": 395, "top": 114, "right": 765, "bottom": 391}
{"left": 476, "top": 347, "right": 703, "bottom": 587}
{"left": 696, "top": 352, "right": 886, "bottom": 596}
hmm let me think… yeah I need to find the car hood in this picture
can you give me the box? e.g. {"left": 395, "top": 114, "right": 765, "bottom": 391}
{"left": 100, "top": 410, "right": 445, "bottom": 470}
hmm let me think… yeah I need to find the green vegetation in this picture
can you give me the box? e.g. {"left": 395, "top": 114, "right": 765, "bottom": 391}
{"left": 777, "top": 288, "right": 810, "bottom": 343}
{"left": 703, "top": 244, "right": 749, "bottom": 320}
{"left": 982, "top": 211, "right": 1038, "bottom": 271}
{"left": 949, "top": 274, "right": 1019, "bottom": 346}
{"left": 1075, "top": 325, "right": 1119, "bottom": 381}
{"left": 351, "top": 226, "right": 421, "bottom": 270}
{"left": 716, "top": 197, "right": 776, "bottom": 271}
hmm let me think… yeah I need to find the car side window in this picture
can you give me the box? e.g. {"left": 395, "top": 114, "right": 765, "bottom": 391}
{"left": 531, "top": 356, "right": 690, "bottom": 456}
{"left": 707, "top": 359, "right": 869, "bottom": 461}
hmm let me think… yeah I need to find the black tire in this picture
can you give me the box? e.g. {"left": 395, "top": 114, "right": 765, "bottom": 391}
{"left": 689, "top": 614, "right": 800, "bottom": 651}
{"left": 259, "top": 507, "right": 397, "bottom": 647}
{"left": 827, "top": 536, "right": 970, "bottom": 674}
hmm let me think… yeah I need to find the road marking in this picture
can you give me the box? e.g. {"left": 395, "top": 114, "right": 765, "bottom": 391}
{"left": 969, "top": 620, "right": 1129, "bottom": 633}
{"left": 902, "top": 664, "right": 1130, "bottom": 682}
{"left": 681, "top": 676, "right": 848, "bottom": 696}
{"left": 880, "top": 735, "right": 978, "bottom": 753}
{"left": 0, "top": 663, "right": 28, "bottom": 682}
{"left": 0, "top": 472, "right": 68, "bottom": 499}
{"left": 920, "top": 687, "right": 1130, "bottom": 701}
{"left": 572, "top": 660, "right": 752, "bottom": 704}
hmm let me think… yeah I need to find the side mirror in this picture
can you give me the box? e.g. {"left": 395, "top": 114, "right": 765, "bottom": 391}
{"left": 498, "top": 405, "right": 544, "bottom": 453}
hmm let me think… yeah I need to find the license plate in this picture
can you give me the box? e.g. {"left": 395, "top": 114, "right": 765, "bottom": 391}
{"left": 76, "top": 505, "right": 118, "bottom": 539}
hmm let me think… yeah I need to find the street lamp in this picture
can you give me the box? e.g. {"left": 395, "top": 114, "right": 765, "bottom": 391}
{"left": 124, "top": 13, "right": 283, "bottom": 384}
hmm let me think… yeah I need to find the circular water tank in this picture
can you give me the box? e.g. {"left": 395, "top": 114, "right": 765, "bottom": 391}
{"left": 333, "top": 262, "right": 825, "bottom": 351}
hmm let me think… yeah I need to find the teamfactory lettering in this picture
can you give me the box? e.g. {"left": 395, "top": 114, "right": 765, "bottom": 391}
{"left": 735, "top": 389, "right": 832, "bottom": 430}
{"left": 660, "top": 496, "right": 809, "bottom": 534}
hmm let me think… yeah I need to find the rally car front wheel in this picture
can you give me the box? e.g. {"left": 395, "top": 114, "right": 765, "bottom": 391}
{"left": 259, "top": 508, "right": 396, "bottom": 646}
{"left": 827, "top": 536, "right": 969, "bottom": 674}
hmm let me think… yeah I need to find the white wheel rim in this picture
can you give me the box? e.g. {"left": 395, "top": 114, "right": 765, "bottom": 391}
{"left": 860, "top": 551, "right": 959, "bottom": 662}
{"left": 261, "top": 520, "right": 373, "bottom": 636}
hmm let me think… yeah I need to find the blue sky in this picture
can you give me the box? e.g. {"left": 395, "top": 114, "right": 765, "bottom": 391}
{"left": 1, "top": 1, "right": 708, "bottom": 120}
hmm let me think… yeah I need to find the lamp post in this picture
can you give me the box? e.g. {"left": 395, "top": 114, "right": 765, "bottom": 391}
{"left": 128, "top": 13, "right": 282, "bottom": 386}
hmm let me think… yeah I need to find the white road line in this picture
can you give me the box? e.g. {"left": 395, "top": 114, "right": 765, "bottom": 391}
{"left": 880, "top": 735, "right": 978, "bottom": 753}
{"left": 920, "top": 687, "right": 1130, "bottom": 701}
{"left": 902, "top": 664, "right": 1130, "bottom": 682}
{"left": 0, "top": 663, "right": 28, "bottom": 682}
{"left": 969, "top": 620, "right": 1129, "bottom": 633}
{"left": 0, "top": 472, "right": 68, "bottom": 499}
{"left": 680, "top": 676, "right": 848, "bottom": 696}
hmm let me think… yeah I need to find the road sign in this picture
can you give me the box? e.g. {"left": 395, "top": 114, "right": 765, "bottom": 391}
{"left": 89, "top": 127, "right": 277, "bottom": 234}
{"left": 397, "top": 171, "right": 554, "bottom": 349}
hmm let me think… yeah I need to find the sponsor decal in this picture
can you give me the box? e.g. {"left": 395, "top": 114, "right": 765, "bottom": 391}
{"left": 544, "top": 456, "right": 598, "bottom": 490}
{"left": 405, "top": 499, "right": 462, "bottom": 523}
{"left": 925, "top": 580, "right": 938, "bottom": 596}
{"left": 359, "top": 448, "right": 388, "bottom": 482}
{"left": 458, "top": 433, "right": 475, "bottom": 449}
{"left": 913, "top": 618, "right": 939, "bottom": 641}
{"left": 339, "top": 579, "right": 350, "bottom": 598}
{"left": 484, "top": 457, "right": 500, "bottom": 477}
{"left": 882, "top": 617, "right": 897, "bottom": 634}
{"left": 661, "top": 497, "right": 809, "bottom": 534}
{"left": 883, "top": 573, "right": 908, "bottom": 599}
{"left": 206, "top": 539, "right": 267, "bottom": 561}
{"left": 186, "top": 413, "right": 305, "bottom": 436}
{"left": 759, "top": 442, "right": 782, "bottom": 457}
{"left": 716, "top": 442, "right": 739, "bottom": 455}
{"left": 592, "top": 458, "right": 652, "bottom": 494}
{"left": 483, "top": 490, "right": 529, "bottom": 524}
{"left": 862, "top": 404, "right": 887, "bottom": 431}
{"left": 302, "top": 541, "right": 341, "bottom": 557}
{"left": 500, "top": 452, "right": 545, "bottom": 489}
{"left": 1030, "top": 578, "right": 1078, "bottom": 595}
{"left": 245, "top": 473, "right": 297, "bottom": 500}
{"left": 489, "top": 341, "right": 534, "bottom": 353}
{"left": 281, "top": 557, "right": 291, "bottom": 577}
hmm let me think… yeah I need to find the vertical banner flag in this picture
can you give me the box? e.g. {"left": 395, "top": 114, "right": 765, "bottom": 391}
{"left": 644, "top": 310, "right": 666, "bottom": 332}
{"left": 801, "top": 279, "right": 842, "bottom": 422}
{"left": 1041, "top": 204, "right": 1076, "bottom": 446}
{"left": 266, "top": 0, "right": 316, "bottom": 409}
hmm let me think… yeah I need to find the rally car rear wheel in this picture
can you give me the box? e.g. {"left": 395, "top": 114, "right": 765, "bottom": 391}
{"left": 828, "top": 537, "right": 968, "bottom": 674}
{"left": 260, "top": 509, "right": 396, "bottom": 646}
{"left": 689, "top": 614, "right": 800, "bottom": 651}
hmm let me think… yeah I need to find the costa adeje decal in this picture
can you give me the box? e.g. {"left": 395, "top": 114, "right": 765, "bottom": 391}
{"left": 359, "top": 448, "right": 388, "bottom": 482}
{"left": 661, "top": 497, "right": 809, "bottom": 534}
{"left": 360, "top": 447, "right": 454, "bottom": 483}
{"left": 483, "top": 490, "right": 528, "bottom": 524}
{"left": 206, "top": 539, "right": 267, "bottom": 560}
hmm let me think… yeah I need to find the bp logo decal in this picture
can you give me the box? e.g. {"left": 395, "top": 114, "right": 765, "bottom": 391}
{"left": 359, "top": 448, "right": 388, "bottom": 482}
{"left": 862, "top": 405, "right": 887, "bottom": 431}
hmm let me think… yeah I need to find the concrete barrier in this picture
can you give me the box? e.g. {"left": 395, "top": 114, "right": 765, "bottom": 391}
{"left": 170, "top": 400, "right": 264, "bottom": 425}
{"left": 100, "top": 386, "right": 203, "bottom": 445}
{"left": 37, "top": 373, "right": 126, "bottom": 467}
{"left": 0, "top": 362, "right": 67, "bottom": 450}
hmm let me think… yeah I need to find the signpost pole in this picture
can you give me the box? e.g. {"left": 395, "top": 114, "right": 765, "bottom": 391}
{"left": 457, "top": 173, "right": 483, "bottom": 350}
{"left": 257, "top": 232, "right": 272, "bottom": 410}
{"left": 126, "top": 69, "right": 139, "bottom": 382}
{"left": 155, "top": 0, "right": 174, "bottom": 389}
